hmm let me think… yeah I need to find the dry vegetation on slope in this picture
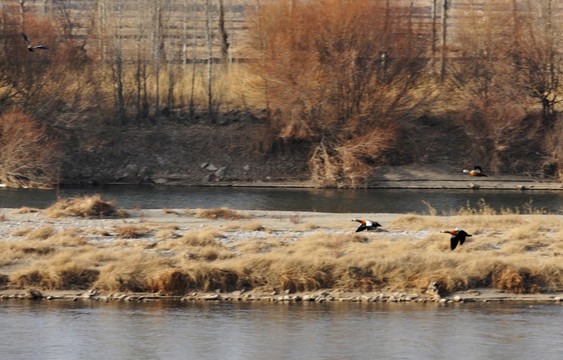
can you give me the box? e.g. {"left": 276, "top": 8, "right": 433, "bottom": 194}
{"left": 2, "top": 1, "right": 563, "bottom": 189}
{"left": 0, "top": 196, "right": 561, "bottom": 299}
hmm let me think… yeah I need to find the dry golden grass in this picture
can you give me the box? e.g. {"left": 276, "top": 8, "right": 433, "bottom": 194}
{"left": 1, "top": 212, "right": 561, "bottom": 296}
{"left": 155, "top": 229, "right": 179, "bottom": 239}
{"left": 114, "top": 225, "right": 150, "bottom": 239}
{"left": 10, "top": 227, "right": 33, "bottom": 237}
{"left": 115, "top": 209, "right": 130, "bottom": 218}
{"left": 238, "top": 221, "right": 266, "bottom": 231}
{"left": 10, "top": 207, "right": 41, "bottom": 214}
{"left": 26, "top": 226, "right": 55, "bottom": 240}
{"left": 45, "top": 195, "right": 116, "bottom": 218}
{"left": 196, "top": 208, "right": 251, "bottom": 220}
{"left": 178, "top": 228, "right": 225, "bottom": 247}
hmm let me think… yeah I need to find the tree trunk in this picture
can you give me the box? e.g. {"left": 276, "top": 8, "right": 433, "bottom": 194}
{"left": 189, "top": 16, "right": 197, "bottom": 117}
{"left": 115, "top": 0, "right": 124, "bottom": 128}
{"left": 19, "top": 0, "right": 25, "bottom": 31}
{"left": 153, "top": 0, "right": 162, "bottom": 125}
{"left": 218, "top": 0, "right": 229, "bottom": 68}
{"left": 440, "top": 0, "right": 448, "bottom": 83}
{"left": 431, "top": 0, "right": 438, "bottom": 74}
{"left": 205, "top": 0, "right": 214, "bottom": 120}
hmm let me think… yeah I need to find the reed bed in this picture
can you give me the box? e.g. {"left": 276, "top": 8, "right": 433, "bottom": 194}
{"left": 0, "top": 204, "right": 561, "bottom": 296}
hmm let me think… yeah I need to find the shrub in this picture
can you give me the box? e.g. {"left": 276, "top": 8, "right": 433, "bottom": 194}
{"left": 0, "top": 108, "right": 62, "bottom": 188}
{"left": 196, "top": 208, "right": 250, "bottom": 220}
{"left": 45, "top": 195, "right": 116, "bottom": 218}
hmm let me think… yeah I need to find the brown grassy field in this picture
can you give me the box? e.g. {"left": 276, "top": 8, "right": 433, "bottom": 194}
{"left": 0, "top": 196, "right": 561, "bottom": 301}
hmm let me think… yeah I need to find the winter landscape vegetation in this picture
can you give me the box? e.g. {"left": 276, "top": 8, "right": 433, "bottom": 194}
{"left": 0, "top": 0, "right": 562, "bottom": 301}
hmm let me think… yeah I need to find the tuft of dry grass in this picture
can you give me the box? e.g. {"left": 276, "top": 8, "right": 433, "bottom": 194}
{"left": 45, "top": 195, "right": 116, "bottom": 218}
{"left": 10, "top": 227, "right": 33, "bottom": 237}
{"left": 26, "top": 226, "right": 55, "bottom": 240}
{"left": 114, "top": 225, "right": 150, "bottom": 239}
{"left": 239, "top": 221, "right": 266, "bottom": 231}
{"left": 196, "top": 207, "right": 251, "bottom": 220}
{"left": 155, "top": 229, "right": 179, "bottom": 239}
{"left": 10, "top": 262, "right": 100, "bottom": 290}
{"left": 10, "top": 207, "right": 41, "bottom": 214}
{"left": 116, "top": 209, "right": 130, "bottom": 218}
{"left": 178, "top": 228, "right": 224, "bottom": 247}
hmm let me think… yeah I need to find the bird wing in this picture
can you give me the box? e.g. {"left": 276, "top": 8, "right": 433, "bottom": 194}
{"left": 22, "top": 33, "right": 31, "bottom": 45}
{"left": 356, "top": 224, "right": 367, "bottom": 232}
{"left": 474, "top": 166, "right": 483, "bottom": 173}
{"left": 459, "top": 232, "right": 472, "bottom": 245}
{"left": 450, "top": 236, "right": 459, "bottom": 250}
{"left": 33, "top": 45, "right": 49, "bottom": 50}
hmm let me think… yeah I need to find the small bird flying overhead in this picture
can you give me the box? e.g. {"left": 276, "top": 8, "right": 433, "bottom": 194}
{"left": 463, "top": 165, "right": 487, "bottom": 177}
{"left": 352, "top": 218, "right": 382, "bottom": 233}
{"left": 441, "top": 228, "right": 472, "bottom": 250}
{"left": 22, "top": 33, "right": 49, "bottom": 52}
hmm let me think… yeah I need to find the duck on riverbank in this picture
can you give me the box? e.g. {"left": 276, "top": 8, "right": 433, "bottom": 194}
{"left": 463, "top": 166, "right": 487, "bottom": 177}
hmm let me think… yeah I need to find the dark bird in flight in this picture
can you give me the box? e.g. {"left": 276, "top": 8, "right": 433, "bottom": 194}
{"left": 22, "top": 33, "right": 49, "bottom": 52}
{"left": 441, "top": 228, "right": 472, "bottom": 250}
{"left": 352, "top": 218, "right": 382, "bottom": 233}
{"left": 463, "top": 165, "right": 487, "bottom": 177}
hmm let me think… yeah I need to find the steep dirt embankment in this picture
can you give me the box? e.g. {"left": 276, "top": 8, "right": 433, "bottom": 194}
{"left": 57, "top": 114, "right": 562, "bottom": 189}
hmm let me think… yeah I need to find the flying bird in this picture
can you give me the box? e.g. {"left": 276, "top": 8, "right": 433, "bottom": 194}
{"left": 441, "top": 228, "right": 472, "bottom": 250}
{"left": 463, "top": 166, "right": 487, "bottom": 177}
{"left": 352, "top": 218, "right": 382, "bottom": 233}
{"left": 22, "top": 33, "right": 49, "bottom": 52}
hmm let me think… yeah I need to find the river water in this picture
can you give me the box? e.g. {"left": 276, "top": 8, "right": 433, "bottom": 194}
{"left": 1, "top": 186, "right": 562, "bottom": 359}
{"left": 0, "top": 185, "right": 562, "bottom": 214}
{"left": 1, "top": 300, "right": 562, "bottom": 360}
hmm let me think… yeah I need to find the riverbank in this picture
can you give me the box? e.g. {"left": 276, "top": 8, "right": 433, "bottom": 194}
{"left": 0, "top": 206, "right": 562, "bottom": 303}
{"left": 105, "top": 164, "right": 563, "bottom": 190}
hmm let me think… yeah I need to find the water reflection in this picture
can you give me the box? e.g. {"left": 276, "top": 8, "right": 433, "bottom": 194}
{"left": 1, "top": 186, "right": 562, "bottom": 214}
{"left": 0, "top": 300, "right": 562, "bottom": 360}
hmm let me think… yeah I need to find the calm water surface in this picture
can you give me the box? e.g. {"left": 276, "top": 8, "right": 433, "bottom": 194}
{"left": 0, "top": 300, "right": 562, "bottom": 360}
{"left": 1, "top": 186, "right": 562, "bottom": 214}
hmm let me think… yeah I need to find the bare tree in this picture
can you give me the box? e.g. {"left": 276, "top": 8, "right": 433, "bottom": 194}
{"left": 514, "top": 0, "right": 563, "bottom": 127}
{"left": 431, "top": 0, "right": 438, "bottom": 73}
{"left": 248, "top": 0, "right": 431, "bottom": 187}
{"left": 440, "top": 0, "right": 448, "bottom": 82}
{"left": 114, "top": 0, "right": 125, "bottom": 127}
{"left": 153, "top": 0, "right": 163, "bottom": 121}
{"left": 218, "top": 0, "right": 229, "bottom": 67}
{"left": 205, "top": 0, "right": 214, "bottom": 119}
{"left": 0, "top": 108, "right": 62, "bottom": 188}
{"left": 135, "top": 0, "right": 149, "bottom": 120}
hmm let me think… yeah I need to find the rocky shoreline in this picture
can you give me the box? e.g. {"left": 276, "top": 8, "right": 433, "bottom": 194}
{"left": 2, "top": 288, "right": 563, "bottom": 305}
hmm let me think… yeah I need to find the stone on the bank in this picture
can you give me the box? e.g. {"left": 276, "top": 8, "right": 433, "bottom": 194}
{"left": 215, "top": 167, "right": 227, "bottom": 179}
{"left": 82, "top": 289, "right": 99, "bottom": 299}
{"left": 426, "top": 281, "right": 441, "bottom": 299}
{"left": 26, "top": 289, "right": 43, "bottom": 299}
{"left": 205, "top": 164, "right": 218, "bottom": 171}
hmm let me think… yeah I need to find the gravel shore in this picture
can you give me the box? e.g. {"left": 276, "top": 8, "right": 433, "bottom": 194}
{"left": 1, "top": 207, "right": 562, "bottom": 304}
